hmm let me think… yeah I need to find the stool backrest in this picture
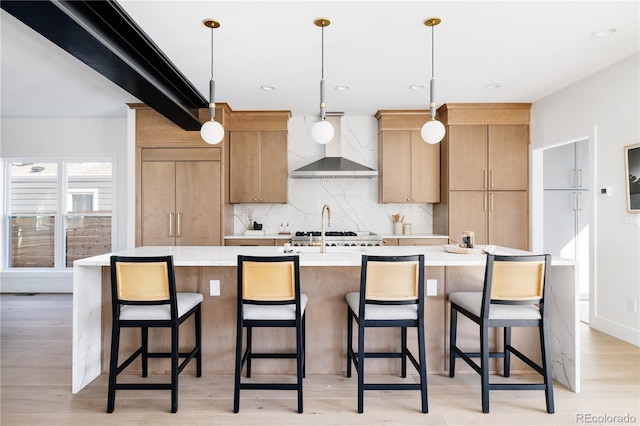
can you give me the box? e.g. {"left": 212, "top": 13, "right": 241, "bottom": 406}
{"left": 491, "top": 259, "right": 546, "bottom": 302}
{"left": 360, "top": 254, "right": 425, "bottom": 310}
{"left": 365, "top": 260, "right": 422, "bottom": 302}
{"left": 114, "top": 261, "right": 171, "bottom": 301}
{"left": 238, "top": 255, "right": 300, "bottom": 303}
{"left": 110, "top": 256, "right": 177, "bottom": 316}
{"left": 482, "top": 254, "right": 551, "bottom": 314}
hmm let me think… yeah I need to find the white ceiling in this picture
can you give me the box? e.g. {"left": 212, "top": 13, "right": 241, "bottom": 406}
{"left": 1, "top": 1, "right": 638, "bottom": 119}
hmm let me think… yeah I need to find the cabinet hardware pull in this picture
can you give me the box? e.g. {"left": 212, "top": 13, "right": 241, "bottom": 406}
{"left": 483, "top": 193, "right": 487, "bottom": 212}
{"left": 169, "top": 213, "right": 174, "bottom": 237}
{"left": 483, "top": 170, "right": 487, "bottom": 189}
{"left": 490, "top": 193, "right": 494, "bottom": 212}
{"left": 490, "top": 170, "right": 494, "bottom": 189}
{"left": 572, "top": 168, "right": 577, "bottom": 188}
{"left": 572, "top": 192, "right": 577, "bottom": 211}
{"left": 577, "top": 192, "right": 582, "bottom": 211}
{"left": 177, "top": 212, "right": 182, "bottom": 237}
{"left": 578, "top": 169, "right": 583, "bottom": 188}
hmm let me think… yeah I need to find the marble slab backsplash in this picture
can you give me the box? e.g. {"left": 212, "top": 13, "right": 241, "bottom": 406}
{"left": 232, "top": 115, "right": 434, "bottom": 235}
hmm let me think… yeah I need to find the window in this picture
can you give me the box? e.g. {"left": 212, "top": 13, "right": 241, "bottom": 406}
{"left": 6, "top": 160, "right": 113, "bottom": 269}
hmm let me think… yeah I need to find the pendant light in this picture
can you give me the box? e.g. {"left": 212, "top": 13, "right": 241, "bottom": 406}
{"left": 200, "top": 19, "right": 224, "bottom": 145}
{"left": 421, "top": 17, "right": 446, "bottom": 145}
{"left": 311, "top": 17, "right": 335, "bottom": 145}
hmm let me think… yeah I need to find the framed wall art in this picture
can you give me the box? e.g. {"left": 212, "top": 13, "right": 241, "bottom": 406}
{"left": 624, "top": 143, "right": 640, "bottom": 213}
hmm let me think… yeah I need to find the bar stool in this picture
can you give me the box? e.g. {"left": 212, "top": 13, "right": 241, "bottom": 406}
{"left": 234, "top": 255, "right": 307, "bottom": 413}
{"left": 449, "top": 254, "right": 554, "bottom": 413}
{"left": 107, "top": 255, "right": 202, "bottom": 413}
{"left": 346, "top": 254, "right": 428, "bottom": 413}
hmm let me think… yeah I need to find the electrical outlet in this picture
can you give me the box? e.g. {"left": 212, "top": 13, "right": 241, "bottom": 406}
{"left": 627, "top": 298, "right": 637, "bottom": 313}
{"left": 426, "top": 279, "right": 437, "bottom": 296}
{"left": 210, "top": 280, "right": 220, "bottom": 296}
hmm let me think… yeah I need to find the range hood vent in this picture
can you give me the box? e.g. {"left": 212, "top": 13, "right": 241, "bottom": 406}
{"left": 291, "top": 114, "right": 378, "bottom": 179}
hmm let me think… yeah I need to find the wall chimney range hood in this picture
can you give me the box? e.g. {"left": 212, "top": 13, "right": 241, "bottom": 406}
{"left": 291, "top": 114, "right": 378, "bottom": 179}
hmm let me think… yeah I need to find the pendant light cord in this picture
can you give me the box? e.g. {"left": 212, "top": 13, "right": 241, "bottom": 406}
{"left": 321, "top": 23, "right": 325, "bottom": 79}
{"left": 431, "top": 23, "right": 435, "bottom": 79}
{"left": 210, "top": 27, "right": 214, "bottom": 81}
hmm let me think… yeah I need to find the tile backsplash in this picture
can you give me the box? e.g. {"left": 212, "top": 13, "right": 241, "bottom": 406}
{"left": 232, "top": 115, "right": 434, "bottom": 235}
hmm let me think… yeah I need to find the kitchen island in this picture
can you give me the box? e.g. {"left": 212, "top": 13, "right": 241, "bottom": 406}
{"left": 73, "top": 245, "right": 579, "bottom": 395}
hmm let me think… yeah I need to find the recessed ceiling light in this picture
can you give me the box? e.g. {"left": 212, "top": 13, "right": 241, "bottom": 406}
{"left": 260, "top": 85, "right": 276, "bottom": 91}
{"left": 591, "top": 28, "right": 616, "bottom": 38}
{"left": 334, "top": 85, "right": 350, "bottom": 91}
{"left": 484, "top": 83, "right": 501, "bottom": 90}
{"left": 409, "top": 84, "right": 424, "bottom": 90}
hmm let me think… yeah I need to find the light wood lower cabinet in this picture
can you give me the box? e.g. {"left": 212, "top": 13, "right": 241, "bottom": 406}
{"left": 448, "top": 190, "right": 528, "bottom": 249}
{"left": 225, "top": 239, "right": 275, "bottom": 246}
{"left": 382, "top": 238, "right": 448, "bottom": 246}
{"left": 399, "top": 237, "right": 449, "bottom": 246}
{"left": 140, "top": 148, "right": 221, "bottom": 246}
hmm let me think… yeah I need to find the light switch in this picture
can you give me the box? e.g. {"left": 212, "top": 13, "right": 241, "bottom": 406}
{"left": 209, "top": 280, "right": 220, "bottom": 296}
{"left": 426, "top": 279, "right": 437, "bottom": 296}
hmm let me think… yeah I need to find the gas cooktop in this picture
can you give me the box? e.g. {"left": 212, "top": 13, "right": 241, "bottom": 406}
{"left": 291, "top": 231, "right": 382, "bottom": 247}
{"left": 294, "top": 231, "right": 357, "bottom": 237}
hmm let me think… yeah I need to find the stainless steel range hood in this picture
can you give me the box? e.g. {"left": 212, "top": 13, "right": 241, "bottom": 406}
{"left": 291, "top": 114, "right": 378, "bottom": 179}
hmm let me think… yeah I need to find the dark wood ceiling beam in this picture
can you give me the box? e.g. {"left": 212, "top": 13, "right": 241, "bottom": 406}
{"left": 1, "top": 0, "right": 206, "bottom": 130}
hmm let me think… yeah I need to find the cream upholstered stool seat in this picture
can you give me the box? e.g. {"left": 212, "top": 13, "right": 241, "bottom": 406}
{"left": 449, "top": 253, "right": 554, "bottom": 414}
{"left": 107, "top": 255, "right": 202, "bottom": 413}
{"left": 346, "top": 254, "right": 428, "bottom": 413}
{"left": 234, "top": 255, "right": 306, "bottom": 413}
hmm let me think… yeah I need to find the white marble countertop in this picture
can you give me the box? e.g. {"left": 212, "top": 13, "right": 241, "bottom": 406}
{"left": 74, "top": 245, "right": 575, "bottom": 268}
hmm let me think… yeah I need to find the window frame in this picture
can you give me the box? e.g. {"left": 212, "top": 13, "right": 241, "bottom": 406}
{"left": 3, "top": 157, "right": 115, "bottom": 272}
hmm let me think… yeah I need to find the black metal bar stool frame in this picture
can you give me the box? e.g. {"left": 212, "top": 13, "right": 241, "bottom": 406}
{"left": 107, "top": 255, "right": 202, "bottom": 413}
{"left": 346, "top": 254, "right": 428, "bottom": 413}
{"left": 449, "top": 253, "right": 555, "bottom": 414}
{"left": 233, "top": 254, "right": 306, "bottom": 413}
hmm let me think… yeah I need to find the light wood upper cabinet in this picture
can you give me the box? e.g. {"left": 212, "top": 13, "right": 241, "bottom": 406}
{"left": 488, "top": 125, "right": 529, "bottom": 190}
{"left": 376, "top": 111, "right": 440, "bottom": 203}
{"left": 229, "top": 130, "right": 287, "bottom": 203}
{"left": 140, "top": 148, "right": 221, "bottom": 246}
{"left": 448, "top": 125, "right": 487, "bottom": 190}
{"left": 448, "top": 124, "right": 528, "bottom": 191}
{"left": 227, "top": 111, "right": 290, "bottom": 204}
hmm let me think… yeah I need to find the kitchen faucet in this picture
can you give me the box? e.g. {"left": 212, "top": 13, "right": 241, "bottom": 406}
{"left": 320, "top": 204, "right": 331, "bottom": 253}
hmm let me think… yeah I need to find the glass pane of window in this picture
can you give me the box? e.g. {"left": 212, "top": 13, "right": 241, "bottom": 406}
{"left": 9, "top": 162, "right": 58, "bottom": 214}
{"left": 9, "top": 215, "right": 55, "bottom": 268}
{"left": 71, "top": 193, "right": 94, "bottom": 212}
{"left": 65, "top": 215, "right": 112, "bottom": 267}
{"left": 66, "top": 162, "right": 112, "bottom": 213}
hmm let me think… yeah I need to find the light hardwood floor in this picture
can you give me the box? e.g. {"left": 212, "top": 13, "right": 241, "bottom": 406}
{"left": 1, "top": 294, "right": 638, "bottom": 425}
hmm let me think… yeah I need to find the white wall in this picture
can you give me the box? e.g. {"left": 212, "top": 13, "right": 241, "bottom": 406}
{"left": 530, "top": 53, "right": 640, "bottom": 346}
{"left": 0, "top": 117, "right": 129, "bottom": 292}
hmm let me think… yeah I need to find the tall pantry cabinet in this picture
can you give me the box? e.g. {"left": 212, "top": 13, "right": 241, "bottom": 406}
{"left": 433, "top": 104, "right": 531, "bottom": 250}
{"left": 133, "top": 105, "right": 226, "bottom": 246}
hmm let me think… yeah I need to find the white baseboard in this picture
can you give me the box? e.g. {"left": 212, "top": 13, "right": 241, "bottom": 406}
{"left": 590, "top": 315, "right": 640, "bottom": 347}
{"left": 0, "top": 272, "right": 73, "bottom": 293}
